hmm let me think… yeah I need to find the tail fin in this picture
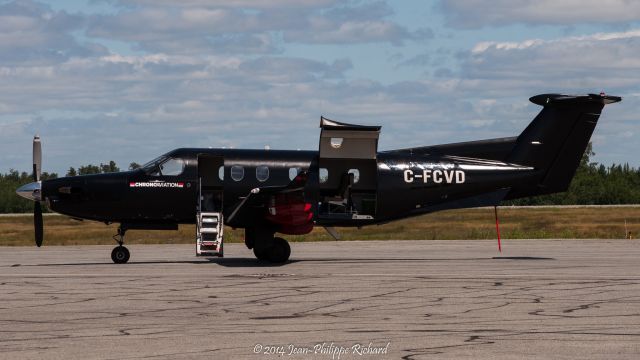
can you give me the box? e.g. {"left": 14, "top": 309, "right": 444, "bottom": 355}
{"left": 507, "top": 93, "right": 621, "bottom": 195}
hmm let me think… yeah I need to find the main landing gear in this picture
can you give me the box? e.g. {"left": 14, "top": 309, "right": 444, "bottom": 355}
{"left": 111, "top": 226, "right": 130, "bottom": 264}
{"left": 245, "top": 228, "right": 291, "bottom": 263}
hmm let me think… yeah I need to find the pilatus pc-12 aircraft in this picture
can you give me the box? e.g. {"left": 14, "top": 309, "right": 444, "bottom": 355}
{"left": 17, "top": 93, "right": 621, "bottom": 264}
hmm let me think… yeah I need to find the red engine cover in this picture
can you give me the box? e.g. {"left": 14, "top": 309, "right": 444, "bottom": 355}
{"left": 265, "top": 193, "right": 313, "bottom": 235}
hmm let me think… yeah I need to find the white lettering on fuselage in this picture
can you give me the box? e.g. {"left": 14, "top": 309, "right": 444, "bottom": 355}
{"left": 403, "top": 169, "right": 465, "bottom": 184}
{"left": 129, "top": 181, "right": 184, "bottom": 188}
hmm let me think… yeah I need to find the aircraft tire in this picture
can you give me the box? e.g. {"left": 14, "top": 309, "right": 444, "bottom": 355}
{"left": 111, "top": 246, "right": 130, "bottom": 264}
{"left": 268, "top": 237, "right": 291, "bottom": 263}
{"left": 253, "top": 246, "right": 270, "bottom": 261}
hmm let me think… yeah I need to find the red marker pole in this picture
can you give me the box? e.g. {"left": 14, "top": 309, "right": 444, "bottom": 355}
{"left": 494, "top": 206, "right": 502, "bottom": 253}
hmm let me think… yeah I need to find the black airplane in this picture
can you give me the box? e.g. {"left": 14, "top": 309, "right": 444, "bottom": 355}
{"left": 16, "top": 93, "right": 621, "bottom": 263}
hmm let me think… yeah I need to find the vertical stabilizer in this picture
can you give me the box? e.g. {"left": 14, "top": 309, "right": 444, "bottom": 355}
{"left": 506, "top": 93, "right": 621, "bottom": 194}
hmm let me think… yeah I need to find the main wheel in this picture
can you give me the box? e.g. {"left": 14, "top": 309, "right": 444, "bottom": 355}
{"left": 111, "top": 246, "right": 130, "bottom": 264}
{"left": 244, "top": 230, "right": 255, "bottom": 250}
{"left": 268, "top": 237, "right": 291, "bottom": 263}
{"left": 253, "top": 246, "right": 270, "bottom": 261}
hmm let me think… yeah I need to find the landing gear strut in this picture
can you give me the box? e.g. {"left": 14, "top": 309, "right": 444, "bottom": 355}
{"left": 246, "top": 228, "right": 291, "bottom": 263}
{"left": 111, "top": 226, "right": 130, "bottom": 264}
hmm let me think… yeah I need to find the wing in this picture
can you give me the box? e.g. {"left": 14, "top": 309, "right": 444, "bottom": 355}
{"left": 226, "top": 171, "right": 313, "bottom": 235}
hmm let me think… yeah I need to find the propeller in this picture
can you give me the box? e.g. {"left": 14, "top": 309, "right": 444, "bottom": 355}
{"left": 34, "top": 201, "right": 43, "bottom": 247}
{"left": 33, "top": 135, "right": 41, "bottom": 182}
{"left": 494, "top": 206, "right": 501, "bottom": 253}
{"left": 32, "top": 135, "right": 43, "bottom": 247}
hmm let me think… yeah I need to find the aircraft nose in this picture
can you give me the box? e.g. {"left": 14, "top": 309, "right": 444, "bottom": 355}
{"left": 16, "top": 181, "right": 42, "bottom": 202}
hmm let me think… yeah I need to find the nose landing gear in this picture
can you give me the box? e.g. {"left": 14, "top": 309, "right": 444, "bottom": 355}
{"left": 111, "top": 227, "right": 130, "bottom": 264}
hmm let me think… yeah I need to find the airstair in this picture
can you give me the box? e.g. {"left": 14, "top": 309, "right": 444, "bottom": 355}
{"left": 196, "top": 211, "right": 223, "bottom": 256}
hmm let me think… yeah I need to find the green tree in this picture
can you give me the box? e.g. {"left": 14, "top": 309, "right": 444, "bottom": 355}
{"left": 505, "top": 142, "right": 640, "bottom": 205}
{"left": 78, "top": 164, "right": 101, "bottom": 175}
{"left": 100, "top": 161, "right": 120, "bottom": 173}
{"left": 0, "top": 169, "right": 56, "bottom": 213}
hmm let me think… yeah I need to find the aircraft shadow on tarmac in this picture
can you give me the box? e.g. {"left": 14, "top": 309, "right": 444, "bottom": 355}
{"left": 491, "top": 256, "right": 554, "bottom": 260}
{"left": 14, "top": 258, "right": 295, "bottom": 268}
{"left": 13, "top": 256, "right": 555, "bottom": 268}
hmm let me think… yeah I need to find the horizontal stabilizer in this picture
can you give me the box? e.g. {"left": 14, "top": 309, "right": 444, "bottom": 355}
{"left": 529, "top": 93, "right": 622, "bottom": 106}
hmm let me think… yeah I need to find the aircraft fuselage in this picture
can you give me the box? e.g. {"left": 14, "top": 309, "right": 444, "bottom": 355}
{"left": 41, "top": 147, "right": 536, "bottom": 230}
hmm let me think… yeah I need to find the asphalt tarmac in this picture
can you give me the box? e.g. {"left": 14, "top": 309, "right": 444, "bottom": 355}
{"left": 1, "top": 239, "right": 639, "bottom": 359}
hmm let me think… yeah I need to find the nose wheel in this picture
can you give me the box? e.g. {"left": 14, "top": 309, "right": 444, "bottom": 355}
{"left": 111, "top": 226, "right": 130, "bottom": 264}
{"left": 111, "top": 245, "right": 130, "bottom": 264}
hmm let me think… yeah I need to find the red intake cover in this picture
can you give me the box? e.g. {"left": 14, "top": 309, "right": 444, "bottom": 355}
{"left": 265, "top": 193, "right": 314, "bottom": 235}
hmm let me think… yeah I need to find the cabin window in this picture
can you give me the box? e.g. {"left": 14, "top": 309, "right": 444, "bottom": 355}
{"left": 151, "top": 158, "right": 184, "bottom": 176}
{"left": 348, "top": 169, "right": 360, "bottom": 184}
{"left": 289, "top": 167, "right": 299, "bottom": 181}
{"left": 230, "top": 165, "right": 244, "bottom": 182}
{"left": 256, "top": 165, "right": 269, "bottom": 182}
{"left": 218, "top": 166, "right": 224, "bottom": 181}
{"left": 330, "top": 137, "right": 343, "bottom": 149}
{"left": 319, "top": 168, "right": 329, "bottom": 183}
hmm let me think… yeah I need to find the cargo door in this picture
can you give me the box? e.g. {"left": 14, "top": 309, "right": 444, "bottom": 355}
{"left": 317, "top": 117, "right": 380, "bottom": 220}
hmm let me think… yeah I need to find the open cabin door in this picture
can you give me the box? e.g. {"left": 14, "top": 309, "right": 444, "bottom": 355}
{"left": 196, "top": 155, "right": 224, "bottom": 256}
{"left": 317, "top": 117, "right": 380, "bottom": 220}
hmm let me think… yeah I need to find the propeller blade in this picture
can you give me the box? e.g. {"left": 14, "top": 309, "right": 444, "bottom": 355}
{"left": 34, "top": 202, "right": 43, "bottom": 247}
{"left": 33, "top": 135, "right": 42, "bottom": 182}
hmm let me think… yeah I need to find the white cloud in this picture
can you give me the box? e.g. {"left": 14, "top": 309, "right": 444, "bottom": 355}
{"left": 106, "top": 0, "right": 339, "bottom": 9}
{"left": 0, "top": 1, "right": 638, "bottom": 173}
{"left": 87, "top": 1, "right": 422, "bottom": 53}
{"left": 434, "top": 29, "right": 639, "bottom": 167}
{"left": 473, "top": 29, "right": 640, "bottom": 53}
{"left": 0, "top": 0, "right": 106, "bottom": 64}
{"left": 472, "top": 39, "right": 543, "bottom": 53}
{"left": 440, "top": 0, "right": 640, "bottom": 28}
{"left": 0, "top": 45, "right": 492, "bottom": 173}
{"left": 464, "top": 29, "right": 640, "bottom": 91}
{"left": 2, "top": 42, "right": 635, "bottom": 172}
{"left": 284, "top": 20, "right": 411, "bottom": 45}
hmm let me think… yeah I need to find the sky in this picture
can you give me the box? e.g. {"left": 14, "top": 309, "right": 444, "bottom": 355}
{"left": 1, "top": 0, "right": 639, "bottom": 175}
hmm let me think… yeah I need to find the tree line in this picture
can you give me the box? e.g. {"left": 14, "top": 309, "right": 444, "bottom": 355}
{"left": 505, "top": 145, "right": 640, "bottom": 205}
{"left": 1, "top": 147, "right": 639, "bottom": 213}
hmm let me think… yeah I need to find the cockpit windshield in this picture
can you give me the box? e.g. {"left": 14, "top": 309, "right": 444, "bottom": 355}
{"left": 141, "top": 154, "right": 185, "bottom": 176}
{"left": 142, "top": 155, "right": 167, "bottom": 172}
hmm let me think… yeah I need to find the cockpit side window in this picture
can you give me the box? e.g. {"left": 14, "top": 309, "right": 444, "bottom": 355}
{"left": 148, "top": 158, "right": 185, "bottom": 176}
